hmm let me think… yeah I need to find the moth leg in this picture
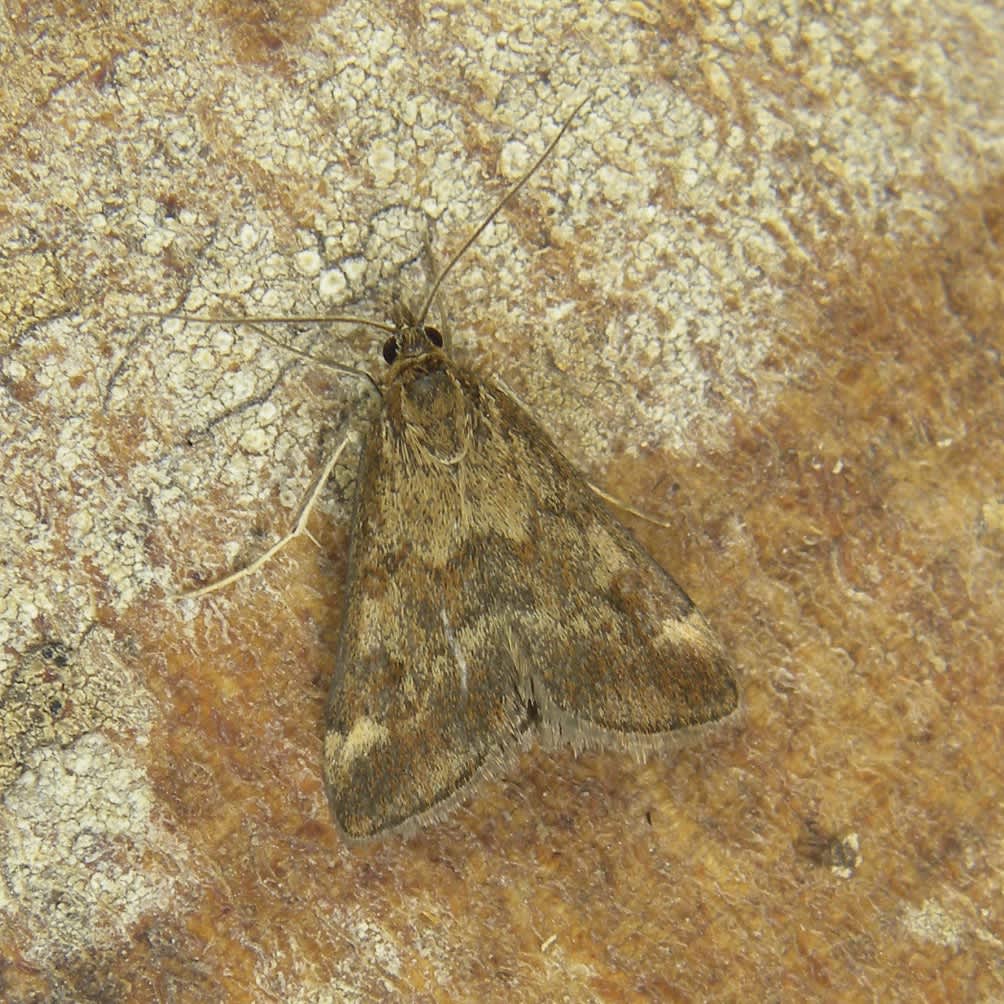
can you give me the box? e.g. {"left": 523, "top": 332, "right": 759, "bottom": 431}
{"left": 585, "top": 481, "right": 675, "bottom": 530}
{"left": 179, "top": 430, "right": 352, "bottom": 598}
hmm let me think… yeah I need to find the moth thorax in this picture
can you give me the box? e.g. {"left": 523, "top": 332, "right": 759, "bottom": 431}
{"left": 396, "top": 361, "right": 469, "bottom": 460}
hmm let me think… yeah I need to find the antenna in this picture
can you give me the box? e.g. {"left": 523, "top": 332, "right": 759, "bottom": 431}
{"left": 141, "top": 311, "right": 396, "bottom": 335}
{"left": 416, "top": 97, "right": 589, "bottom": 326}
{"left": 147, "top": 97, "right": 588, "bottom": 357}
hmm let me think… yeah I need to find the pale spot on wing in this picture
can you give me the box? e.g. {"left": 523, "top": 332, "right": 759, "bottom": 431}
{"left": 655, "top": 610, "right": 716, "bottom": 653}
{"left": 440, "top": 607, "right": 469, "bottom": 693}
{"left": 323, "top": 730, "right": 343, "bottom": 764}
{"left": 326, "top": 716, "right": 391, "bottom": 778}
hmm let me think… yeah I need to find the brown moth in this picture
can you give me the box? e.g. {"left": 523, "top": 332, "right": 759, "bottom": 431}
{"left": 324, "top": 307, "right": 738, "bottom": 839}
{"left": 178, "top": 101, "right": 737, "bottom": 841}
{"left": 319, "top": 105, "right": 738, "bottom": 840}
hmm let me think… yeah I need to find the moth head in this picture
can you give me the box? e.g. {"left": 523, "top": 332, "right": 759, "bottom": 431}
{"left": 381, "top": 323, "right": 444, "bottom": 366}
{"left": 381, "top": 316, "right": 465, "bottom": 443}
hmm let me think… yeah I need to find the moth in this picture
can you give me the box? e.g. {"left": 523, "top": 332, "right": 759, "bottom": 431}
{"left": 182, "top": 100, "right": 738, "bottom": 840}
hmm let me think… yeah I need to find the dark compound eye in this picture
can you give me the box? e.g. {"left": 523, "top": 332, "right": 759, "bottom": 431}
{"left": 382, "top": 336, "right": 399, "bottom": 364}
{"left": 424, "top": 326, "right": 443, "bottom": 347}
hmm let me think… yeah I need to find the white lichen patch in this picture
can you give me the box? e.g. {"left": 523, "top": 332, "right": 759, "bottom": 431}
{"left": 902, "top": 898, "right": 967, "bottom": 951}
{"left": 0, "top": 733, "right": 185, "bottom": 963}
